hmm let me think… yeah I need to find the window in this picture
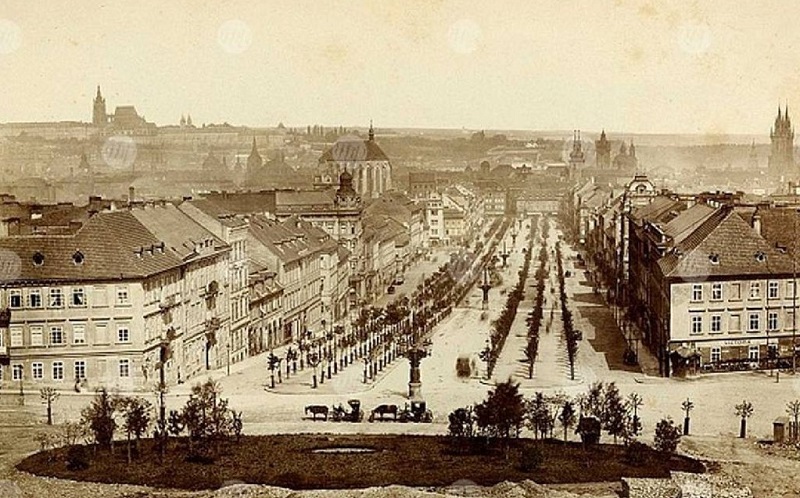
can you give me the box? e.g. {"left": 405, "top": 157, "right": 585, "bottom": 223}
{"left": 768, "top": 311, "right": 779, "bottom": 331}
{"left": 749, "top": 282, "right": 760, "bottom": 300}
{"left": 9, "top": 290, "right": 21, "bottom": 308}
{"left": 789, "top": 281, "right": 796, "bottom": 299}
{"left": 50, "top": 326, "right": 64, "bottom": 345}
{"left": 30, "top": 326, "right": 43, "bottom": 346}
{"left": 119, "top": 359, "right": 130, "bottom": 378}
{"left": 690, "top": 315, "right": 702, "bottom": 334}
{"left": 31, "top": 362, "right": 43, "bottom": 380}
{"left": 12, "top": 364, "right": 22, "bottom": 381}
{"left": 117, "top": 324, "right": 130, "bottom": 343}
{"left": 71, "top": 287, "right": 86, "bottom": 307}
{"left": 729, "top": 283, "right": 741, "bottom": 301}
{"left": 116, "top": 286, "right": 130, "bottom": 306}
{"left": 711, "top": 283, "right": 723, "bottom": 301}
{"left": 787, "top": 309, "right": 796, "bottom": 330}
{"left": 711, "top": 315, "right": 722, "bottom": 333}
{"left": 748, "top": 345, "right": 759, "bottom": 361}
{"left": 74, "top": 360, "right": 86, "bottom": 380}
{"left": 9, "top": 326, "right": 22, "bottom": 347}
{"left": 52, "top": 361, "right": 64, "bottom": 381}
{"left": 93, "top": 286, "right": 108, "bottom": 307}
{"left": 691, "top": 284, "right": 703, "bottom": 302}
{"left": 711, "top": 347, "right": 721, "bottom": 363}
{"left": 769, "top": 281, "right": 779, "bottom": 299}
{"left": 748, "top": 312, "right": 760, "bottom": 332}
{"left": 49, "top": 288, "right": 63, "bottom": 308}
{"left": 73, "top": 324, "right": 86, "bottom": 345}
{"left": 28, "top": 289, "right": 42, "bottom": 308}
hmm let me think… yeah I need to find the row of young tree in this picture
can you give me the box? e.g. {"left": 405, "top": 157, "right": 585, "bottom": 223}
{"left": 555, "top": 241, "right": 580, "bottom": 380}
{"left": 448, "top": 380, "right": 682, "bottom": 457}
{"left": 36, "top": 380, "right": 242, "bottom": 470}
{"left": 481, "top": 220, "right": 536, "bottom": 377}
{"left": 524, "top": 220, "right": 550, "bottom": 379}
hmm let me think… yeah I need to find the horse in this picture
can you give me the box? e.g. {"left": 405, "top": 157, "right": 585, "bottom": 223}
{"left": 369, "top": 404, "right": 398, "bottom": 422}
{"left": 305, "top": 405, "right": 329, "bottom": 421}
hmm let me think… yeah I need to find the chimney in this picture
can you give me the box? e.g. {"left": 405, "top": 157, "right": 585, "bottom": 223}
{"left": 128, "top": 186, "right": 135, "bottom": 204}
{"left": 752, "top": 211, "right": 762, "bottom": 235}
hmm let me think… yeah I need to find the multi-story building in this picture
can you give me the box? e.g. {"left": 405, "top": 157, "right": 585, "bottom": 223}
{"left": 248, "top": 269, "right": 284, "bottom": 353}
{"left": 0, "top": 203, "right": 231, "bottom": 390}
{"left": 247, "top": 215, "right": 324, "bottom": 341}
{"left": 425, "top": 193, "right": 444, "bottom": 246}
{"left": 178, "top": 200, "right": 251, "bottom": 365}
{"left": 649, "top": 206, "right": 795, "bottom": 376}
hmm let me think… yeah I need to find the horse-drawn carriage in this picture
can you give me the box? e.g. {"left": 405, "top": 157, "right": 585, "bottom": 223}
{"left": 398, "top": 400, "right": 433, "bottom": 423}
{"left": 331, "top": 399, "right": 364, "bottom": 422}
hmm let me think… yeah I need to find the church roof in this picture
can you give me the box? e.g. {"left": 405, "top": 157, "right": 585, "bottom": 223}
{"left": 319, "top": 136, "right": 389, "bottom": 163}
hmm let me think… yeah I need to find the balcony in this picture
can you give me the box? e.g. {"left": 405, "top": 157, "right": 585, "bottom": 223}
{"left": 206, "top": 317, "right": 221, "bottom": 331}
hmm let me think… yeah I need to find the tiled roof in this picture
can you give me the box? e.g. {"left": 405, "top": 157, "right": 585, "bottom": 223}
{"left": 0, "top": 207, "right": 226, "bottom": 283}
{"left": 757, "top": 207, "right": 800, "bottom": 258}
{"left": 661, "top": 203, "right": 716, "bottom": 245}
{"left": 319, "top": 137, "right": 389, "bottom": 162}
{"left": 130, "top": 204, "right": 226, "bottom": 260}
{"left": 629, "top": 196, "right": 684, "bottom": 224}
{"left": 657, "top": 207, "right": 794, "bottom": 279}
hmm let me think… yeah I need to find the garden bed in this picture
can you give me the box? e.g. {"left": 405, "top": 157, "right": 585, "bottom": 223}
{"left": 18, "top": 435, "right": 705, "bottom": 491}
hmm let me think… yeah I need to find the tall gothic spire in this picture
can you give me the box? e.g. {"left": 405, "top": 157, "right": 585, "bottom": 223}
{"left": 96, "top": 85, "right": 102, "bottom": 100}
{"left": 368, "top": 120, "right": 375, "bottom": 142}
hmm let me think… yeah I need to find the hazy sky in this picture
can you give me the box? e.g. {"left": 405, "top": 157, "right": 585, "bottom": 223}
{"left": 1, "top": 0, "right": 799, "bottom": 134}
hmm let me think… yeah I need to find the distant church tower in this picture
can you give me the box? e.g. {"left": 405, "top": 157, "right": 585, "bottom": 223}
{"left": 569, "top": 130, "right": 585, "bottom": 167}
{"left": 769, "top": 105, "right": 795, "bottom": 177}
{"left": 595, "top": 130, "right": 611, "bottom": 169}
{"left": 92, "top": 86, "right": 107, "bottom": 126}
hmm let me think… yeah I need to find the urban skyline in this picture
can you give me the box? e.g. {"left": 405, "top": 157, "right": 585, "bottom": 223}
{"left": 1, "top": 1, "right": 800, "bottom": 134}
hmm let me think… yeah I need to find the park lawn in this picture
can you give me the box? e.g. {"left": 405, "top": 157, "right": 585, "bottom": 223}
{"left": 17, "top": 434, "right": 704, "bottom": 491}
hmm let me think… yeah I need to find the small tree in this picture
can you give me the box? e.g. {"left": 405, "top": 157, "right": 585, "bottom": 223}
{"left": 786, "top": 400, "right": 800, "bottom": 442}
{"left": 653, "top": 417, "right": 681, "bottom": 453}
{"left": 624, "top": 392, "right": 643, "bottom": 443}
{"left": 474, "top": 380, "right": 525, "bottom": 459}
{"left": 525, "top": 392, "right": 551, "bottom": 439}
{"left": 80, "top": 388, "right": 118, "bottom": 452}
{"left": 118, "top": 396, "right": 152, "bottom": 463}
{"left": 681, "top": 398, "right": 695, "bottom": 436}
{"left": 39, "top": 387, "right": 60, "bottom": 425}
{"left": 603, "top": 383, "right": 627, "bottom": 444}
{"left": 735, "top": 400, "right": 754, "bottom": 439}
{"left": 558, "top": 400, "right": 576, "bottom": 443}
{"left": 448, "top": 406, "right": 475, "bottom": 453}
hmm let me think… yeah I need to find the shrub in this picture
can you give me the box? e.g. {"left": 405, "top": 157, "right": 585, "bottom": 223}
{"left": 65, "top": 445, "right": 90, "bottom": 471}
{"left": 625, "top": 441, "right": 648, "bottom": 466}
{"left": 654, "top": 418, "right": 681, "bottom": 454}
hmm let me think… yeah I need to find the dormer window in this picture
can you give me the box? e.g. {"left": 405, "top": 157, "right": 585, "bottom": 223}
{"left": 72, "top": 251, "right": 85, "bottom": 265}
{"left": 32, "top": 252, "right": 44, "bottom": 266}
{"left": 708, "top": 253, "right": 720, "bottom": 265}
{"left": 755, "top": 251, "right": 766, "bottom": 263}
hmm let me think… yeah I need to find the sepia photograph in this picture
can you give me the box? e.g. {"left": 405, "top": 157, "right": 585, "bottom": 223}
{"left": 1, "top": 1, "right": 799, "bottom": 497}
